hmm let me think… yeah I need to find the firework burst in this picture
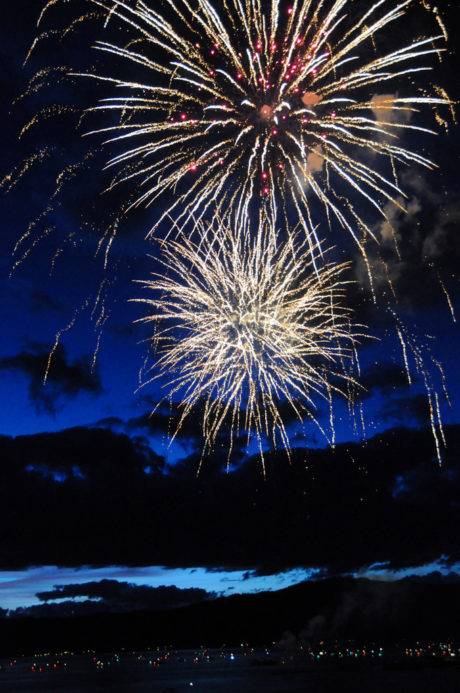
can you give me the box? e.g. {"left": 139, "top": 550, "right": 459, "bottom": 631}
{"left": 134, "top": 218, "right": 365, "bottom": 471}
{"left": 5, "top": 0, "right": 453, "bottom": 469}
{"left": 34, "top": 0, "right": 452, "bottom": 270}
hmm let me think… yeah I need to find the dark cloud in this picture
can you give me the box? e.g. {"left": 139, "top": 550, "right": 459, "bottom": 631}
{"left": 355, "top": 171, "right": 460, "bottom": 311}
{"left": 0, "top": 344, "right": 101, "bottom": 413}
{"left": 9, "top": 581, "right": 212, "bottom": 619}
{"left": 127, "top": 405, "right": 247, "bottom": 462}
{"left": 127, "top": 397, "right": 319, "bottom": 451}
{"left": 360, "top": 363, "right": 410, "bottom": 397}
{"left": 92, "top": 416, "right": 125, "bottom": 429}
{"left": 400, "top": 571, "right": 460, "bottom": 584}
{"left": 347, "top": 129, "right": 460, "bottom": 317}
{"left": 0, "top": 424, "right": 459, "bottom": 573}
{"left": 32, "top": 580, "right": 212, "bottom": 613}
{"left": 127, "top": 401, "right": 225, "bottom": 441}
{"left": 380, "top": 394, "right": 430, "bottom": 425}
{"left": 108, "top": 323, "right": 137, "bottom": 338}
{"left": 127, "top": 410, "right": 175, "bottom": 436}
{"left": 29, "top": 290, "right": 62, "bottom": 314}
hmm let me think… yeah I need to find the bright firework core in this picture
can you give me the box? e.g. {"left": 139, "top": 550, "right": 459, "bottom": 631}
{"left": 259, "top": 105, "right": 274, "bottom": 121}
{"left": 134, "top": 218, "right": 365, "bottom": 471}
{"left": 196, "top": 31, "right": 333, "bottom": 196}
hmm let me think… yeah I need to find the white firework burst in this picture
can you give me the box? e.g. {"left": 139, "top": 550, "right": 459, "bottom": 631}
{"left": 134, "top": 217, "right": 365, "bottom": 471}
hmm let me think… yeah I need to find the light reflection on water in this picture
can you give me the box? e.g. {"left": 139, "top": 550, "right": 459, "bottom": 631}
{"left": 1, "top": 649, "right": 459, "bottom": 692}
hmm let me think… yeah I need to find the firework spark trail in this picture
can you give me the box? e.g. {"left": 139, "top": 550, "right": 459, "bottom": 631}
{"left": 33, "top": 0, "right": 452, "bottom": 271}
{"left": 8, "top": 146, "right": 104, "bottom": 280}
{"left": 393, "top": 312, "right": 448, "bottom": 464}
{"left": 44, "top": 276, "right": 114, "bottom": 383}
{"left": 0, "top": 149, "right": 53, "bottom": 194}
{"left": 437, "top": 273, "right": 456, "bottom": 323}
{"left": 13, "top": 67, "right": 69, "bottom": 104}
{"left": 19, "top": 106, "right": 77, "bottom": 140}
{"left": 133, "top": 216, "right": 366, "bottom": 473}
{"left": 44, "top": 300, "right": 89, "bottom": 386}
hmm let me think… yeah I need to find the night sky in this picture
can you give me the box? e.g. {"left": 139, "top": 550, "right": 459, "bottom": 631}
{"left": 0, "top": 0, "right": 460, "bottom": 616}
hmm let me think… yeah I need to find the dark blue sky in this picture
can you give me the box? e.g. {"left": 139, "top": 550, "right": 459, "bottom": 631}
{"left": 0, "top": 0, "right": 460, "bottom": 611}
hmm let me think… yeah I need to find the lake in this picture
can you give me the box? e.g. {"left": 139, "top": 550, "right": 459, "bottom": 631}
{"left": 1, "top": 648, "right": 459, "bottom": 691}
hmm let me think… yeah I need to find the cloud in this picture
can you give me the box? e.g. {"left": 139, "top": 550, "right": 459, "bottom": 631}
{"left": 361, "top": 363, "right": 410, "bottom": 397}
{"left": 35, "top": 579, "right": 213, "bottom": 612}
{"left": 29, "top": 290, "right": 62, "bottom": 314}
{"left": 9, "top": 581, "right": 213, "bottom": 619}
{"left": 0, "top": 344, "right": 101, "bottom": 413}
{"left": 126, "top": 405, "right": 246, "bottom": 462}
{"left": 399, "top": 171, "right": 460, "bottom": 263}
{"left": 92, "top": 416, "right": 125, "bottom": 429}
{"left": 355, "top": 91, "right": 453, "bottom": 302}
{"left": 0, "top": 424, "right": 459, "bottom": 573}
{"left": 380, "top": 394, "right": 430, "bottom": 425}
{"left": 355, "top": 168, "right": 460, "bottom": 311}
{"left": 376, "top": 196, "right": 422, "bottom": 247}
{"left": 422, "top": 204, "right": 460, "bottom": 260}
{"left": 127, "top": 396, "right": 319, "bottom": 447}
